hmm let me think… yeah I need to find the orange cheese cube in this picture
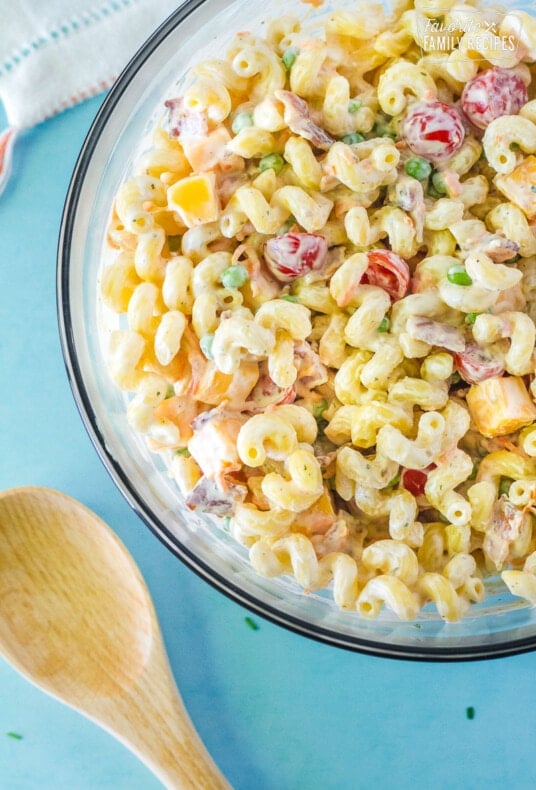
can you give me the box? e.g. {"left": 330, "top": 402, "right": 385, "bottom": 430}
{"left": 167, "top": 172, "right": 220, "bottom": 227}
{"left": 466, "top": 376, "right": 536, "bottom": 438}
{"left": 181, "top": 126, "right": 232, "bottom": 172}
{"left": 495, "top": 155, "right": 536, "bottom": 219}
{"left": 193, "top": 360, "right": 259, "bottom": 406}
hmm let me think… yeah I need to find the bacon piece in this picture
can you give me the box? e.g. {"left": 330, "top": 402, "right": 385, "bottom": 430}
{"left": 275, "top": 89, "right": 335, "bottom": 150}
{"left": 454, "top": 342, "right": 505, "bottom": 385}
{"left": 165, "top": 98, "right": 208, "bottom": 138}
{"left": 185, "top": 476, "right": 246, "bottom": 517}
{"left": 484, "top": 497, "right": 528, "bottom": 569}
{"left": 294, "top": 341, "right": 329, "bottom": 390}
{"left": 406, "top": 315, "right": 466, "bottom": 353}
{"left": 246, "top": 364, "right": 296, "bottom": 410}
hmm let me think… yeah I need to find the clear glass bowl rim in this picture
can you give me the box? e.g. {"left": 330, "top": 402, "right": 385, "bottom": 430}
{"left": 57, "top": 0, "right": 536, "bottom": 662}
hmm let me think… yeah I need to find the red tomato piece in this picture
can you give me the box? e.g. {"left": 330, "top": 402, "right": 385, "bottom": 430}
{"left": 402, "top": 101, "right": 465, "bottom": 164}
{"left": 461, "top": 68, "right": 528, "bottom": 130}
{"left": 454, "top": 341, "right": 505, "bottom": 385}
{"left": 402, "top": 466, "right": 436, "bottom": 497}
{"left": 263, "top": 232, "right": 328, "bottom": 282}
{"left": 361, "top": 250, "right": 410, "bottom": 301}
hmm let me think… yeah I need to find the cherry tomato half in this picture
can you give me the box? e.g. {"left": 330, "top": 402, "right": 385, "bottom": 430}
{"left": 461, "top": 68, "right": 528, "bottom": 130}
{"left": 402, "top": 100, "right": 465, "bottom": 164}
{"left": 362, "top": 250, "right": 410, "bottom": 301}
{"left": 401, "top": 466, "right": 436, "bottom": 497}
{"left": 263, "top": 232, "right": 328, "bottom": 282}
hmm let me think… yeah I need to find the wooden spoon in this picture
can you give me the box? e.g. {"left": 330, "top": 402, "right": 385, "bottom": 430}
{"left": 0, "top": 486, "right": 231, "bottom": 790}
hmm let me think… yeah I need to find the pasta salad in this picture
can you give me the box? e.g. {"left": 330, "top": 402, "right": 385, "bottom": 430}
{"left": 100, "top": 0, "right": 536, "bottom": 622}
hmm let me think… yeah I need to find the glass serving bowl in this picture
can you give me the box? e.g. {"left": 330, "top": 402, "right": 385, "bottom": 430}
{"left": 58, "top": 0, "right": 536, "bottom": 660}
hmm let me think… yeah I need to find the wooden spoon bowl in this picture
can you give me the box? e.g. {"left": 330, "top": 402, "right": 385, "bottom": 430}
{"left": 0, "top": 486, "right": 230, "bottom": 789}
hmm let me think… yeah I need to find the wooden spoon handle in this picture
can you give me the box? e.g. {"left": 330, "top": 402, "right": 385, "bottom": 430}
{"left": 103, "top": 653, "right": 231, "bottom": 789}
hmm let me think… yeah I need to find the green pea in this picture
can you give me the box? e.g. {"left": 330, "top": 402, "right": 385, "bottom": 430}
{"left": 220, "top": 264, "right": 249, "bottom": 288}
{"left": 200, "top": 333, "right": 215, "bottom": 359}
{"left": 371, "top": 122, "right": 397, "bottom": 140}
{"left": 405, "top": 157, "right": 432, "bottom": 181}
{"left": 282, "top": 46, "right": 298, "bottom": 70}
{"left": 447, "top": 265, "right": 473, "bottom": 286}
{"left": 377, "top": 316, "right": 390, "bottom": 332}
{"left": 431, "top": 171, "right": 447, "bottom": 195}
{"left": 259, "top": 153, "right": 285, "bottom": 173}
{"left": 231, "top": 112, "right": 254, "bottom": 134}
{"left": 341, "top": 131, "right": 365, "bottom": 145}
{"left": 348, "top": 99, "right": 362, "bottom": 113}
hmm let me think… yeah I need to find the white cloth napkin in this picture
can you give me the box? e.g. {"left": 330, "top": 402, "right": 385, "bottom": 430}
{"left": 0, "top": 0, "right": 181, "bottom": 194}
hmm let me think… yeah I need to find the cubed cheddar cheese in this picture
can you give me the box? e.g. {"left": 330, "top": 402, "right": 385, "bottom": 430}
{"left": 466, "top": 375, "right": 536, "bottom": 438}
{"left": 167, "top": 172, "right": 220, "bottom": 227}
{"left": 193, "top": 360, "right": 259, "bottom": 405}
{"left": 495, "top": 155, "right": 536, "bottom": 219}
{"left": 181, "top": 126, "right": 232, "bottom": 172}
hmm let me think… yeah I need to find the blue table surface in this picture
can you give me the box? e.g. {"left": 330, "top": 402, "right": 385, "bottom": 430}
{"left": 2, "top": 96, "right": 536, "bottom": 790}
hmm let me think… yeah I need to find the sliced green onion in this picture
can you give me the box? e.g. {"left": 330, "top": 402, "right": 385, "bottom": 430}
{"left": 510, "top": 141, "right": 521, "bottom": 151}
{"left": 464, "top": 312, "right": 479, "bottom": 325}
{"left": 431, "top": 171, "right": 447, "bottom": 195}
{"left": 377, "top": 316, "right": 390, "bottom": 332}
{"left": 259, "top": 153, "right": 285, "bottom": 173}
{"left": 282, "top": 46, "right": 298, "bottom": 70}
{"left": 405, "top": 157, "right": 432, "bottom": 181}
{"left": 313, "top": 399, "right": 328, "bottom": 420}
{"left": 278, "top": 216, "right": 296, "bottom": 234}
{"left": 466, "top": 707, "right": 475, "bottom": 720}
{"left": 168, "top": 235, "right": 182, "bottom": 252}
{"left": 220, "top": 264, "right": 249, "bottom": 288}
{"left": 499, "top": 476, "right": 513, "bottom": 497}
{"left": 165, "top": 385, "right": 175, "bottom": 399}
{"left": 6, "top": 732, "right": 23, "bottom": 740}
{"left": 175, "top": 447, "right": 190, "bottom": 457}
{"left": 341, "top": 131, "right": 365, "bottom": 145}
{"left": 447, "top": 265, "right": 472, "bottom": 286}
{"left": 468, "top": 462, "right": 479, "bottom": 481}
{"left": 231, "top": 112, "right": 254, "bottom": 134}
{"left": 244, "top": 616, "right": 259, "bottom": 630}
{"left": 200, "top": 333, "right": 215, "bottom": 359}
{"left": 280, "top": 294, "right": 298, "bottom": 302}
{"left": 384, "top": 472, "right": 401, "bottom": 490}
{"left": 348, "top": 99, "right": 362, "bottom": 113}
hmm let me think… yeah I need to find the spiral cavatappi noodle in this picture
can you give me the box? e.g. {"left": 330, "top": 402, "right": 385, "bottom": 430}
{"left": 100, "top": 1, "right": 536, "bottom": 622}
